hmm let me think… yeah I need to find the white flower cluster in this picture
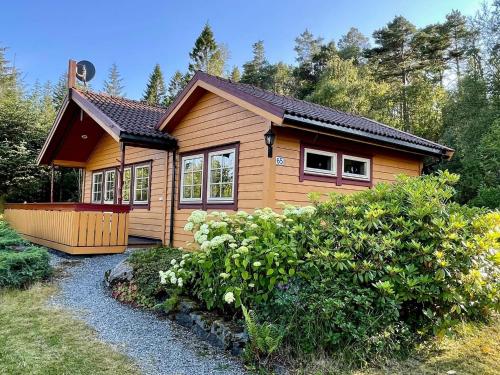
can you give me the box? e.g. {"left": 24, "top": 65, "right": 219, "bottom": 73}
{"left": 200, "top": 233, "right": 234, "bottom": 251}
{"left": 159, "top": 269, "right": 184, "bottom": 287}
{"left": 283, "top": 205, "right": 316, "bottom": 217}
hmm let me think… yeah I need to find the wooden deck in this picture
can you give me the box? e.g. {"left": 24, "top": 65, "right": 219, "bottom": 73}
{"left": 4, "top": 203, "right": 131, "bottom": 255}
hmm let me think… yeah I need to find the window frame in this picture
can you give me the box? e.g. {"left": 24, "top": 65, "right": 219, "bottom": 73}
{"left": 300, "top": 143, "right": 372, "bottom": 187}
{"left": 303, "top": 147, "right": 337, "bottom": 177}
{"left": 207, "top": 148, "right": 236, "bottom": 203}
{"left": 122, "top": 167, "right": 132, "bottom": 204}
{"left": 133, "top": 163, "right": 151, "bottom": 205}
{"left": 178, "top": 142, "right": 240, "bottom": 211}
{"left": 342, "top": 154, "right": 371, "bottom": 181}
{"left": 91, "top": 172, "right": 104, "bottom": 203}
{"left": 103, "top": 170, "right": 116, "bottom": 204}
{"left": 180, "top": 153, "right": 204, "bottom": 204}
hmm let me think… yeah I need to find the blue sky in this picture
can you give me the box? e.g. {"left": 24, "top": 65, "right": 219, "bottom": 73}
{"left": 1, "top": 0, "right": 486, "bottom": 99}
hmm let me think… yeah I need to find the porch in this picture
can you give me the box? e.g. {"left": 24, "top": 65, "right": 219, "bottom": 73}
{"left": 4, "top": 203, "right": 131, "bottom": 254}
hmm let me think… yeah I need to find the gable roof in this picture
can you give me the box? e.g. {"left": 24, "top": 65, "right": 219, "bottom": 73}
{"left": 157, "top": 71, "right": 453, "bottom": 158}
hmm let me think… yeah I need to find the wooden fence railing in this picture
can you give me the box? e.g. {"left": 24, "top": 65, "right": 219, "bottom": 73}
{"left": 4, "top": 203, "right": 130, "bottom": 254}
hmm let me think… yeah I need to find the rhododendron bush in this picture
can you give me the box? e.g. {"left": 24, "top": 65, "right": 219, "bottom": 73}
{"left": 160, "top": 172, "right": 500, "bottom": 357}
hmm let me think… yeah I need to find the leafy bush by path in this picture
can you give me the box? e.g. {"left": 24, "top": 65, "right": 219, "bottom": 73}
{"left": 124, "top": 247, "right": 184, "bottom": 307}
{"left": 0, "top": 247, "right": 51, "bottom": 288}
{"left": 0, "top": 218, "right": 26, "bottom": 248}
{"left": 161, "top": 172, "right": 500, "bottom": 362}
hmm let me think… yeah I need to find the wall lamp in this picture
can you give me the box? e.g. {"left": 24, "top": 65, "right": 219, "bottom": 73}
{"left": 264, "top": 128, "right": 276, "bottom": 158}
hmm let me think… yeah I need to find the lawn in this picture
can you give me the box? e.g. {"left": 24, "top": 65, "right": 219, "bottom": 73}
{"left": 0, "top": 283, "right": 139, "bottom": 375}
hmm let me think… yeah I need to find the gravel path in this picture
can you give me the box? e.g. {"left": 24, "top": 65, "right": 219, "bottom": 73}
{"left": 49, "top": 250, "right": 246, "bottom": 375}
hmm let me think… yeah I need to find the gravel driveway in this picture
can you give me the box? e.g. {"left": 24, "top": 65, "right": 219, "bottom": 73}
{"left": 49, "top": 250, "right": 246, "bottom": 375}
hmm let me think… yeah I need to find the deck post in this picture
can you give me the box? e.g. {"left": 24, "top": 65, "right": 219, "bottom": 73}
{"left": 50, "top": 163, "right": 54, "bottom": 203}
{"left": 117, "top": 142, "right": 126, "bottom": 204}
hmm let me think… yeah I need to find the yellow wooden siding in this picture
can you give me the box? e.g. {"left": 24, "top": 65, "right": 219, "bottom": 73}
{"left": 83, "top": 133, "right": 168, "bottom": 241}
{"left": 272, "top": 128, "right": 422, "bottom": 207}
{"left": 165, "top": 92, "right": 270, "bottom": 247}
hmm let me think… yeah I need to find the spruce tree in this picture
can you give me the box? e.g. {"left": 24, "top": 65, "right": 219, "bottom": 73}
{"left": 103, "top": 63, "right": 125, "bottom": 96}
{"left": 142, "top": 64, "right": 166, "bottom": 105}
{"left": 230, "top": 66, "right": 241, "bottom": 82}
{"left": 241, "top": 41, "right": 270, "bottom": 87}
{"left": 52, "top": 73, "right": 68, "bottom": 111}
{"left": 163, "top": 70, "right": 189, "bottom": 107}
{"left": 188, "top": 23, "right": 227, "bottom": 77}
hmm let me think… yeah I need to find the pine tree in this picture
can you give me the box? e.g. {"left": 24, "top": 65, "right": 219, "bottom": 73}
{"left": 241, "top": 41, "right": 270, "bottom": 88}
{"left": 367, "top": 16, "right": 419, "bottom": 132}
{"left": 413, "top": 23, "right": 450, "bottom": 85}
{"left": 230, "top": 66, "right": 241, "bottom": 82}
{"left": 444, "top": 10, "right": 474, "bottom": 79}
{"left": 103, "top": 63, "right": 125, "bottom": 96}
{"left": 188, "top": 23, "right": 227, "bottom": 77}
{"left": 294, "top": 29, "right": 323, "bottom": 66}
{"left": 52, "top": 73, "right": 68, "bottom": 111}
{"left": 338, "top": 27, "right": 370, "bottom": 63}
{"left": 163, "top": 70, "right": 189, "bottom": 107}
{"left": 142, "top": 64, "right": 166, "bottom": 105}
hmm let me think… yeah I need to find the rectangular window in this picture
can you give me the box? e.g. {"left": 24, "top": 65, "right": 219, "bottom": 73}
{"left": 134, "top": 165, "right": 150, "bottom": 204}
{"left": 92, "top": 172, "right": 103, "bottom": 203}
{"left": 122, "top": 167, "right": 131, "bottom": 203}
{"left": 342, "top": 155, "right": 370, "bottom": 180}
{"left": 208, "top": 148, "right": 235, "bottom": 202}
{"left": 104, "top": 170, "right": 116, "bottom": 204}
{"left": 303, "top": 148, "right": 337, "bottom": 176}
{"left": 180, "top": 155, "right": 204, "bottom": 202}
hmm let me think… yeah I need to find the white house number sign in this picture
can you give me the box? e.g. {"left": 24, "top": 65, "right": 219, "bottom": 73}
{"left": 275, "top": 156, "right": 285, "bottom": 166}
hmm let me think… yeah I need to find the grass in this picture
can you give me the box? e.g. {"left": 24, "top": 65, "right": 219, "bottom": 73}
{"left": 292, "top": 317, "right": 500, "bottom": 375}
{"left": 0, "top": 283, "right": 140, "bottom": 375}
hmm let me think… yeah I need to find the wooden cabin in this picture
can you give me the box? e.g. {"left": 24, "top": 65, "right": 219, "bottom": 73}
{"left": 5, "top": 64, "right": 454, "bottom": 252}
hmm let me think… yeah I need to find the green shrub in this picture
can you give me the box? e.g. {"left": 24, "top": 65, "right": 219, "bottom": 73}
{"left": 470, "top": 186, "right": 500, "bottom": 209}
{"left": 0, "top": 247, "right": 51, "bottom": 288}
{"left": 127, "top": 247, "right": 184, "bottom": 307}
{"left": 0, "top": 219, "right": 26, "bottom": 248}
{"left": 161, "top": 172, "right": 500, "bottom": 361}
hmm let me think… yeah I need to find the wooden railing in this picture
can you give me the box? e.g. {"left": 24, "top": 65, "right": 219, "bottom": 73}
{"left": 4, "top": 203, "right": 130, "bottom": 255}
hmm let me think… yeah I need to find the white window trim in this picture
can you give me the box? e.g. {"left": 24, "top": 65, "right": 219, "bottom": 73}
{"left": 180, "top": 154, "right": 204, "bottom": 203}
{"left": 303, "top": 148, "right": 337, "bottom": 176}
{"left": 92, "top": 172, "right": 103, "bottom": 203}
{"left": 133, "top": 164, "right": 150, "bottom": 205}
{"left": 122, "top": 167, "right": 132, "bottom": 204}
{"left": 207, "top": 148, "right": 236, "bottom": 203}
{"left": 103, "top": 170, "right": 116, "bottom": 204}
{"left": 342, "top": 154, "right": 371, "bottom": 181}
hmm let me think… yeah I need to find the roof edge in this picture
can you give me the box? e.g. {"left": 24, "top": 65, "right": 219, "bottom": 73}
{"left": 283, "top": 114, "right": 450, "bottom": 158}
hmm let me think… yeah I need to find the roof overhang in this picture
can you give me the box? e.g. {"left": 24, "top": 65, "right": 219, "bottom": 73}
{"left": 37, "top": 89, "right": 176, "bottom": 166}
{"left": 282, "top": 114, "right": 454, "bottom": 159}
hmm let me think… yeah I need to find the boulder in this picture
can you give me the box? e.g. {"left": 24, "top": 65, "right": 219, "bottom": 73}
{"left": 105, "top": 260, "right": 134, "bottom": 286}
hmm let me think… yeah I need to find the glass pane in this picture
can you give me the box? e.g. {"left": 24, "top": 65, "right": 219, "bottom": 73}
{"left": 142, "top": 167, "right": 149, "bottom": 178}
{"left": 211, "top": 170, "right": 221, "bottom": 183}
{"left": 344, "top": 159, "right": 366, "bottom": 175}
{"left": 221, "top": 168, "right": 233, "bottom": 183}
{"left": 211, "top": 155, "right": 222, "bottom": 169}
{"left": 184, "top": 172, "right": 193, "bottom": 185}
{"left": 221, "top": 183, "right": 232, "bottom": 198}
{"left": 193, "top": 185, "right": 201, "bottom": 198}
{"left": 183, "top": 186, "right": 192, "bottom": 199}
{"left": 210, "top": 184, "right": 221, "bottom": 198}
{"left": 193, "top": 170, "right": 202, "bottom": 185}
{"left": 221, "top": 152, "right": 234, "bottom": 168}
{"left": 192, "top": 158, "right": 203, "bottom": 171}
{"left": 184, "top": 160, "right": 193, "bottom": 172}
{"left": 306, "top": 152, "right": 332, "bottom": 171}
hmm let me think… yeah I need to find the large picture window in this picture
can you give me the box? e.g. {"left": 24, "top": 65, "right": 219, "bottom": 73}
{"left": 180, "top": 155, "right": 204, "bottom": 202}
{"left": 134, "top": 165, "right": 150, "bottom": 204}
{"left": 179, "top": 144, "right": 239, "bottom": 210}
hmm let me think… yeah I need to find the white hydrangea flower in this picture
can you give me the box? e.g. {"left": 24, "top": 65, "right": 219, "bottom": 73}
{"left": 170, "top": 259, "right": 177, "bottom": 265}
{"left": 170, "top": 275, "right": 177, "bottom": 284}
{"left": 182, "top": 253, "right": 191, "bottom": 259}
{"left": 180, "top": 260, "right": 185, "bottom": 267}
{"left": 224, "top": 291, "right": 235, "bottom": 304}
{"left": 189, "top": 210, "right": 208, "bottom": 224}
{"left": 159, "top": 271, "right": 168, "bottom": 284}
{"left": 237, "top": 246, "right": 249, "bottom": 254}
{"left": 183, "top": 222, "right": 194, "bottom": 232}
{"left": 177, "top": 278, "right": 183, "bottom": 287}
{"left": 228, "top": 243, "right": 238, "bottom": 249}
{"left": 250, "top": 223, "right": 259, "bottom": 229}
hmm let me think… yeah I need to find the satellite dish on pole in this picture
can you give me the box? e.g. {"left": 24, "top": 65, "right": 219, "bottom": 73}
{"left": 76, "top": 60, "right": 95, "bottom": 86}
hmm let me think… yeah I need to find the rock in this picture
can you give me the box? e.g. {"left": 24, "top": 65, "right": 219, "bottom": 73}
{"left": 178, "top": 297, "right": 200, "bottom": 314}
{"left": 210, "top": 320, "right": 245, "bottom": 350}
{"left": 174, "top": 312, "right": 194, "bottom": 328}
{"left": 105, "top": 260, "right": 133, "bottom": 287}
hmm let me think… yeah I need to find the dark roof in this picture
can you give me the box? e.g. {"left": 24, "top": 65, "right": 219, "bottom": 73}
{"left": 169, "top": 71, "right": 452, "bottom": 156}
{"left": 75, "top": 89, "right": 173, "bottom": 141}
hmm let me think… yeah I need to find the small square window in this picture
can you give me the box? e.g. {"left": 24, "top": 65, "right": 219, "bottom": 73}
{"left": 303, "top": 148, "right": 337, "bottom": 176}
{"left": 342, "top": 155, "right": 370, "bottom": 180}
